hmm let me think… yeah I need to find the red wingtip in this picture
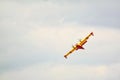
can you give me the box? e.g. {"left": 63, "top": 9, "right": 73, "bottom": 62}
{"left": 91, "top": 32, "right": 94, "bottom": 36}
{"left": 64, "top": 55, "right": 67, "bottom": 59}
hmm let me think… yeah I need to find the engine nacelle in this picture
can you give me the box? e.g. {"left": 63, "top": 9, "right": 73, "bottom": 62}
{"left": 72, "top": 45, "right": 76, "bottom": 49}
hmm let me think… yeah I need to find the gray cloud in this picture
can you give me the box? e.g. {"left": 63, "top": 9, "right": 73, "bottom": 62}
{"left": 0, "top": 0, "right": 120, "bottom": 28}
{"left": 0, "top": 0, "right": 120, "bottom": 80}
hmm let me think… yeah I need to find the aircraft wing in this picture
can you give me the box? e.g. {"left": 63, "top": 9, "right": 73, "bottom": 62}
{"left": 64, "top": 47, "right": 76, "bottom": 59}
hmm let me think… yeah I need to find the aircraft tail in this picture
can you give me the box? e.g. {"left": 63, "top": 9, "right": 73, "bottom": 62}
{"left": 76, "top": 45, "right": 85, "bottom": 49}
{"left": 78, "top": 46, "right": 84, "bottom": 49}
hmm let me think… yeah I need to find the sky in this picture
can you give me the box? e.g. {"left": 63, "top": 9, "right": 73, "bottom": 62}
{"left": 0, "top": 0, "right": 120, "bottom": 80}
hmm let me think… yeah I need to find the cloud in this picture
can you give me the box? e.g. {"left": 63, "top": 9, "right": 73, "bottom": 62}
{"left": 0, "top": 0, "right": 120, "bottom": 80}
{"left": 0, "top": 24, "right": 120, "bottom": 73}
{"left": 0, "top": 0, "right": 120, "bottom": 27}
{"left": 0, "top": 63, "right": 120, "bottom": 80}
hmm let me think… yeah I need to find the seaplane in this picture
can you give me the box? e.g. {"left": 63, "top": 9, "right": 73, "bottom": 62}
{"left": 64, "top": 32, "right": 94, "bottom": 59}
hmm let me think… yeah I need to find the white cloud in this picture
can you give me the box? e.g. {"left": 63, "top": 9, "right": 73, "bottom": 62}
{"left": 0, "top": 0, "right": 120, "bottom": 80}
{"left": 0, "top": 63, "right": 120, "bottom": 80}
{"left": 0, "top": 24, "right": 120, "bottom": 72}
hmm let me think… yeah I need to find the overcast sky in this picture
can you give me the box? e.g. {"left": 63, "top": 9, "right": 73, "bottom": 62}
{"left": 0, "top": 0, "right": 120, "bottom": 80}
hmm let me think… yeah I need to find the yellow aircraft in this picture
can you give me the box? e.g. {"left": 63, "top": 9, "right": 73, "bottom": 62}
{"left": 64, "top": 32, "right": 94, "bottom": 59}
